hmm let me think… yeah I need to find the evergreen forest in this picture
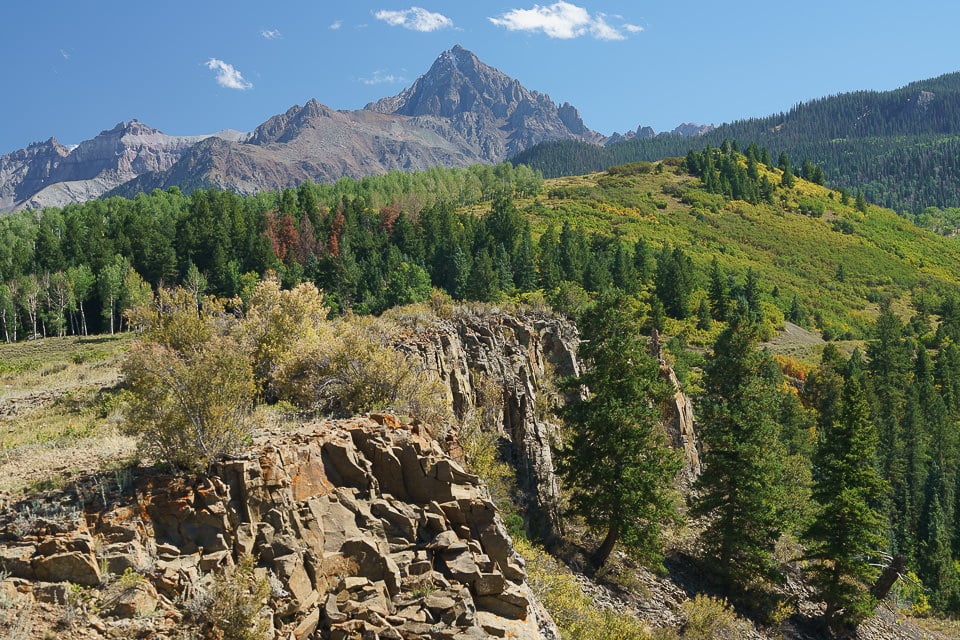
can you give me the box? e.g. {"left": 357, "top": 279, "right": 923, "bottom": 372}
{"left": 7, "top": 147, "right": 960, "bottom": 626}
{"left": 512, "top": 71, "right": 960, "bottom": 216}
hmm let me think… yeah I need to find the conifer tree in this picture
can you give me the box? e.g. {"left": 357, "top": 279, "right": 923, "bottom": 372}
{"left": 918, "top": 463, "right": 960, "bottom": 611}
{"left": 654, "top": 244, "right": 694, "bottom": 319}
{"left": 555, "top": 291, "right": 681, "bottom": 568}
{"left": 633, "top": 238, "right": 652, "bottom": 285}
{"left": 696, "top": 297, "right": 712, "bottom": 331}
{"left": 536, "top": 225, "right": 562, "bottom": 291}
{"left": 805, "top": 374, "right": 887, "bottom": 631}
{"left": 693, "top": 312, "right": 785, "bottom": 589}
{"left": 512, "top": 225, "right": 538, "bottom": 291}
{"left": 855, "top": 190, "right": 868, "bottom": 213}
{"left": 708, "top": 256, "right": 729, "bottom": 321}
{"left": 868, "top": 301, "right": 911, "bottom": 485}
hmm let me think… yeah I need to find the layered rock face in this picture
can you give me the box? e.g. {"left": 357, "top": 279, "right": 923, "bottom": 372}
{"left": 403, "top": 310, "right": 701, "bottom": 539}
{"left": 0, "top": 417, "right": 559, "bottom": 639}
{"left": 400, "top": 310, "right": 580, "bottom": 542}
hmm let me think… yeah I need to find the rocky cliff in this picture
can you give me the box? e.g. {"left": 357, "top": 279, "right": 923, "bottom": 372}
{"left": 0, "top": 416, "right": 560, "bottom": 639}
{"left": 398, "top": 308, "right": 700, "bottom": 539}
{"left": 398, "top": 309, "right": 580, "bottom": 542}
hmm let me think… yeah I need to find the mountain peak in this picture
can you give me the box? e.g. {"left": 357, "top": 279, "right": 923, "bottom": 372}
{"left": 362, "top": 46, "right": 600, "bottom": 155}
{"left": 98, "top": 119, "right": 163, "bottom": 139}
{"left": 366, "top": 45, "right": 516, "bottom": 119}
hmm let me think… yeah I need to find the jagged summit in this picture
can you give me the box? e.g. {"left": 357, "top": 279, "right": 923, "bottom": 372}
{"left": 367, "top": 45, "right": 601, "bottom": 157}
{"left": 3, "top": 46, "right": 603, "bottom": 211}
{"left": 368, "top": 45, "right": 525, "bottom": 119}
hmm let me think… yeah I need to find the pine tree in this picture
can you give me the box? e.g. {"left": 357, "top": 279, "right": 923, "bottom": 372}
{"left": 512, "top": 225, "right": 538, "bottom": 292}
{"left": 693, "top": 312, "right": 786, "bottom": 589}
{"left": 918, "top": 464, "right": 960, "bottom": 611}
{"left": 555, "top": 291, "right": 681, "bottom": 568}
{"left": 696, "top": 298, "right": 712, "bottom": 331}
{"left": 708, "top": 256, "right": 729, "bottom": 321}
{"left": 654, "top": 244, "right": 694, "bottom": 319}
{"left": 805, "top": 375, "right": 888, "bottom": 631}
{"left": 537, "top": 225, "right": 562, "bottom": 291}
{"left": 868, "top": 302, "right": 912, "bottom": 499}
{"left": 855, "top": 190, "right": 868, "bottom": 213}
{"left": 633, "top": 238, "right": 652, "bottom": 285}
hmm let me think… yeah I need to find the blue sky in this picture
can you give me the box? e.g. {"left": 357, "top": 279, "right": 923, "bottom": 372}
{"left": 1, "top": 1, "right": 958, "bottom": 154}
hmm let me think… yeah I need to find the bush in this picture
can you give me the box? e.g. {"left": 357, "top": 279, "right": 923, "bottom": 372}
{"left": 200, "top": 554, "right": 270, "bottom": 640}
{"left": 680, "top": 595, "right": 752, "bottom": 639}
{"left": 122, "top": 288, "right": 255, "bottom": 472}
{"left": 517, "top": 537, "right": 656, "bottom": 640}
{"left": 276, "top": 317, "right": 451, "bottom": 426}
{"left": 240, "top": 279, "right": 329, "bottom": 402}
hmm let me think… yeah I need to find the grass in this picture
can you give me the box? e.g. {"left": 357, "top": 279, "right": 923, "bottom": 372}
{"left": 0, "top": 333, "right": 133, "bottom": 494}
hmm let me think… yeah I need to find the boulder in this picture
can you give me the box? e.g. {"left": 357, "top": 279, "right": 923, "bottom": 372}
{"left": 32, "top": 550, "right": 101, "bottom": 586}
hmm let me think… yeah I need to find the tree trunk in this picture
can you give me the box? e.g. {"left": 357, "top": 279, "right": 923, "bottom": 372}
{"left": 592, "top": 525, "right": 620, "bottom": 568}
{"left": 871, "top": 554, "right": 906, "bottom": 600}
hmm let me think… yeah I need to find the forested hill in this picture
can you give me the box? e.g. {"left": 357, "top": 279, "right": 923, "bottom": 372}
{"left": 513, "top": 71, "right": 960, "bottom": 214}
{"left": 4, "top": 151, "right": 960, "bottom": 347}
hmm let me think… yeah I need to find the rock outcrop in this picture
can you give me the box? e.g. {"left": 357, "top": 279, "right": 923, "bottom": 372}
{"left": 398, "top": 308, "right": 701, "bottom": 539}
{"left": 649, "top": 330, "right": 701, "bottom": 483}
{"left": 0, "top": 416, "right": 560, "bottom": 639}
{"left": 399, "top": 309, "right": 579, "bottom": 542}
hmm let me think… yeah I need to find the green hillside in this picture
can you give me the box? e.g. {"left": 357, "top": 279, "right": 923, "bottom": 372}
{"left": 513, "top": 72, "right": 960, "bottom": 214}
{"left": 521, "top": 158, "right": 960, "bottom": 343}
{"left": 2, "top": 152, "right": 960, "bottom": 350}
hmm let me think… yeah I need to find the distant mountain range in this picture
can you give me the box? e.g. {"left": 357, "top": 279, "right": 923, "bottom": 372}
{"left": 7, "top": 45, "right": 956, "bottom": 215}
{"left": 1, "top": 46, "right": 614, "bottom": 213}
{"left": 513, "top": 73, "right": 960, "bottom": 213}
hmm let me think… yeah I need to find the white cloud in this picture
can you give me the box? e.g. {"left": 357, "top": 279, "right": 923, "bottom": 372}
{"left": 489, "top": 2, "right": 637, "bottom": 40}
{"left": 260, "top": 29, "right": 282, "bottom": 40}
{"left": 624, "top": 23, "right": 644, "bottom": 33}
{"left": 59, "top": 49, "right": 70, "bottom": 60}
{"left": 374, "top": 7, "right": 453, "bottom": 32}
{"left": 360, "top": 70, "right": 407, "bottom": 85}
{"left": 329, "top": 20, "right": 343, "bottom": 30}
{"left": 590, "top": 15, "right": 624, "bottom": 41}
{"left": 205, "top": 58, "right": 253, "bottom": 90}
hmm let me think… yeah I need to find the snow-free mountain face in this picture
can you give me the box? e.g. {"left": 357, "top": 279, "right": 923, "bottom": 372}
{"left": 1, "top": 46, "right": 603, "bottom": 211}
{"left": 365, "top": 44, "right": 601, "bottom": 157}
{"left": 0, "top": 121, "right": 245, "bottom": 212}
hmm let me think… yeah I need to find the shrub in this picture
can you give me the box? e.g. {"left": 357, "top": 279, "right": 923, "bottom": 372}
{"left": 240, "top": 279, "right": 329, "bottom": 402}
{"left": 680, "top": 595, "right": 752, "bottom": 639}
{"left": 201, "top": 554, "right": 270, "bottom": 640}
{"left": 275, "top": 317, "right": 450, "bottom": 427}
{"left": 517, "top": 537, "right": 655, "bottom": 640}
{"left": 122, "top": 288, "right": 255, "bottom": 472}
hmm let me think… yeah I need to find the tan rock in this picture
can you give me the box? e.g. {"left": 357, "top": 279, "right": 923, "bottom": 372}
{"left": 102, "top": 579, "right": 159, "bottom": 618}
{"left": 32, "top": 550, "right": 101, "bottom": 586}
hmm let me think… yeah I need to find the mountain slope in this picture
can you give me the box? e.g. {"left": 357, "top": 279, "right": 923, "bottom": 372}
{"left": 4, "top": 46, "right": 600, "bottom": 210}
{"left": 0, "top": 121, "right": 242, "bottom": 213}
{"left": 513, "top": 71, "right": 960, "bottom": 213}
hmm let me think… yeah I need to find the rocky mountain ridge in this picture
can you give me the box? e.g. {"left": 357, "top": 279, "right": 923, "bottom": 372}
{"left": 0, "top": 121, "right": 245, "bottom": 213}
{"left": 1, "top": 46, "right": 603, "bottom": 213}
